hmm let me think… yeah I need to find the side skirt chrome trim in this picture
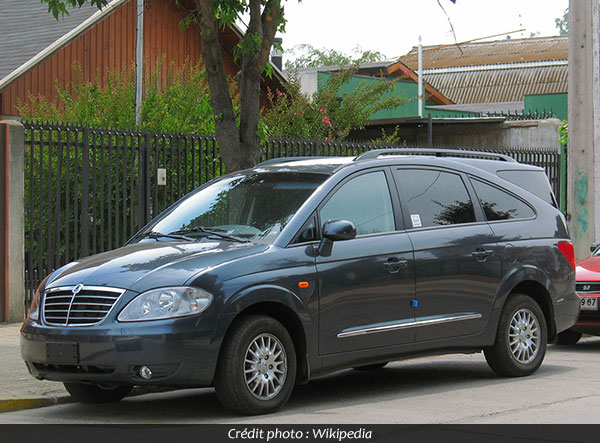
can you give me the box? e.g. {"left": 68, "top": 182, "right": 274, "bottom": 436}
{"left": 337, "top": 313, "right": 483, "bottom": 338}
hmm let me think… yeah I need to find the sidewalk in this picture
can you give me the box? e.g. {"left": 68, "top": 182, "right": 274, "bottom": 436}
{"left": 0, "top": 322, "right": 71, "bottom": 412}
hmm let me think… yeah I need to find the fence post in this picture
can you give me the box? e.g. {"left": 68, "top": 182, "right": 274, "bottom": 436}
{"left": 0, "top": 120, "right": 25, "bottom": 322}
{"left": 142, "top": 132, "right": 151, "bottom": 225}
{"left": 560, "top": 143, "right": 568, "bottom": 213}
{"left": 81, "top": 128, "right": 90, "bottom": 258}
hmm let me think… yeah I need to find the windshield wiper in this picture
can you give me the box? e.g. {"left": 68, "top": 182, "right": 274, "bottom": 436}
{"left": 140, "top": 231, "right": 196, "bottom": 242}
{"left": 170, "top": 226, "right": 249, "bottom": 243}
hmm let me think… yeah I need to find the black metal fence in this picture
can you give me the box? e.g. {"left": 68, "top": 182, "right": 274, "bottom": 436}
{"left": 23, "top": 121, "right": 564, "bottom": 304}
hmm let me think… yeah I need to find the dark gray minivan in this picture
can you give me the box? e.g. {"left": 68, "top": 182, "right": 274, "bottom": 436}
{"left": 21, "top": 149, "right": 580, "bottom": 415}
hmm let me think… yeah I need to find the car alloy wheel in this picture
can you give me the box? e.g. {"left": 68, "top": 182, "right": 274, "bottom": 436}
{"left": 214, "top": 315, "right": 297, "bottom": 415}
{"left": 508, "top": 308, "right": 540, "bottom": 364}
{"left": 484, "top": 293, "right": 547, "bottom": 377}
{"left": 244, "top": 333, "right": 288, "bottom": 400}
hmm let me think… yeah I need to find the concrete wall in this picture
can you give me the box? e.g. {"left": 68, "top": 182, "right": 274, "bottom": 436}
{"left": 353, "top": 118, "right": 561, "bottom": 151}
{"left": 0, "top": 120, "right": 24, "bottom": 322}
{"left": 567, "top": 0, "right": 600, "bottom": 259}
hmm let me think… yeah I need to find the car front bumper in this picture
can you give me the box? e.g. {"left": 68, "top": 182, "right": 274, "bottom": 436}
{"left": 20, "top": 314, "right": 228, "bottom": 387}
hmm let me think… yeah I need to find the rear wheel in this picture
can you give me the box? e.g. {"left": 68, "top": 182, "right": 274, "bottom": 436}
{"left": 484, "top": 294, "right": 547, "bottom": 377}
{"left": 214, "top": 315, "right": 297, "bottom": 415}
{"left": 556, "top": 329, "right": 582, "bottom": 345}
{"left": 63, "top": 382, "right": 132, "bottom": 403}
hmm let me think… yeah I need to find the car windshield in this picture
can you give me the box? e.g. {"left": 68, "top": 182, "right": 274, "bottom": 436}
{"left": 142, "top": 171, "right": 328, "bottom": 244}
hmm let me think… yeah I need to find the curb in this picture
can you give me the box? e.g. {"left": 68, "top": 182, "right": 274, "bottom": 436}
{"left": 0, "top": 386, "right": 177, "bottom": 413}
{"left": 0, "top": 396, "right": 71, "bottom": 413}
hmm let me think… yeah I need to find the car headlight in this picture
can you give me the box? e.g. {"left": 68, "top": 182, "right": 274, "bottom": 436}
{"left": 27, "top": 275, "right": 50, "bottom": 322}
{"left": 117, "top": 287, "right": 213, "bottom": 322}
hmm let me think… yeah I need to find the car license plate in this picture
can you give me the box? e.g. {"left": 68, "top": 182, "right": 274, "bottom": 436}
{"left": 46, "top": 343, "right": 79, "bottom": 364}
{"left": 580, "top": 296, "right": 598, "bottom": 311}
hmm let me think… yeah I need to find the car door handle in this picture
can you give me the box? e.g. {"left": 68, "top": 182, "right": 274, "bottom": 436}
{"left": 472, "top": 249, "right": 494, "bottom": 262}
{"left": 383, "top": 258, "right": 408, "bottom": 273}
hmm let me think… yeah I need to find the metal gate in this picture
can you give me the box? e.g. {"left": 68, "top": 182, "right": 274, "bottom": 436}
{"left": 24, "top": 122, "right": 223, "bottom": 303}
{"left": 23, "top": 122, "right": 565, "bottom": 305}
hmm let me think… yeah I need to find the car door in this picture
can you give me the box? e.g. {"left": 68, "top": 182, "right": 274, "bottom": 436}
{"left": 316, "top": 168, "right": 416, "bottom": 355}
{"left": 392, "top": 167, "right": 502, "bottom": 342}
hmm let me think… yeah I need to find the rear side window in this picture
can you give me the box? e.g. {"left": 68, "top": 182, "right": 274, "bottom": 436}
{"left": 319, "top": 171, "right": 395, "bottom": 236}
{"left": 471, "top": 178, "right": 535, "bottom": 221}
{"left": 396, "top": 169, "right": 476, "bottom": 228}
{"left": 497, "top": 169, "right": 556, "bottom": 207}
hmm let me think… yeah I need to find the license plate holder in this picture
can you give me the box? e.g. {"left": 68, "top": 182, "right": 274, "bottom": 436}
{"left": 46, "top": 343, "right": 79, "bottom": 364}
{"left": 580, "top": 296, "right": 598, "bottom": 311}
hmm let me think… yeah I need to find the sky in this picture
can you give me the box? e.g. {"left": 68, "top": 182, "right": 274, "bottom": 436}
{"left": 277, "top": 0, "right": 569, "bottom": 63}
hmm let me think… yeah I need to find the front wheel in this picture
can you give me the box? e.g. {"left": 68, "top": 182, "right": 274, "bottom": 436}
{"left": 63, "top": 382, "right": 132, "bottom": 403}
{"left": 484, "top": 294, "right": 547, "bottom": 377}
{"left": 214, "top": 315, "right": 297, "bottom": 415}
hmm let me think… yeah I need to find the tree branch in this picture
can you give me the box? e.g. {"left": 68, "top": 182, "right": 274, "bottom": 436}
{"left": 257, "top": 0, "right": 282, "bottom": 67}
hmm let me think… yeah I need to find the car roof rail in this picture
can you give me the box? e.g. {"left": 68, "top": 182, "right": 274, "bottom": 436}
{"left": 354, "top": 148, "right": 517, "bottom": 163}
{"left": 257, "top": 156, "right": 332, "bottom": 166}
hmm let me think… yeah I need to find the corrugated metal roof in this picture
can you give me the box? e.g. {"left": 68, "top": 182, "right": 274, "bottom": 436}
{"left": 426, "top": 102, "right": 524, "bottom": 114}
{"left": 423, "top": 62, "right": 568, "bottom": 104}
{"left": 401, "top": 36, "right": 568, "bottom": 70}
{"left": 0, "top": 0, "right": 99, "bottom": 80}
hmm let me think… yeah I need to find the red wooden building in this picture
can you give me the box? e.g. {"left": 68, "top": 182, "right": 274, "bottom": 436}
{"left": 0, "top": 0, "right": 285, "bottom": 117}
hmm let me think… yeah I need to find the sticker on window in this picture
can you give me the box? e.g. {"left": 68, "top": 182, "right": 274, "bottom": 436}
{"left": 411, "top": 214, "right": 422, "bottom": 228}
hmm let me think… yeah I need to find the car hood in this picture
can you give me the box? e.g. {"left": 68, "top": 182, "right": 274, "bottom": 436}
{"left": 46, "top": 240, "right": 269, "bottom": 293}
{"left": 576, "top": 256, "right": 600, "bottom": 282}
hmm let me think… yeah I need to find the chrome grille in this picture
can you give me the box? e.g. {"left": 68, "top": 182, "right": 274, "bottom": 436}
{"left": 43, "top": 286, "right": 125, "bottom": 326}
{"left": 576, "top": 282, "right": 600, "bottom": 293}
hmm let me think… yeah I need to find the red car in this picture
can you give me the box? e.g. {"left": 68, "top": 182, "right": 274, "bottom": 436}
{"left": 557, "top": 243, "right": 600, "bottom": 344}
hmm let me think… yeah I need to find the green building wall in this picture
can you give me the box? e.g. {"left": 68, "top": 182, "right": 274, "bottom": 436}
{"left": 317, "top": 72, "right": 478, "bottom": 120}
{"left": 524, "top": 93, "right": 568, "bottom": 121}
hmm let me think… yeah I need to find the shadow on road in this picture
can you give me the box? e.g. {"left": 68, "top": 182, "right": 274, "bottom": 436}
{"left": 24, "top": 354, "right": 576, "bottom": 423}
{"left": 550, "top": 335, "right": 600, "bottom": 353}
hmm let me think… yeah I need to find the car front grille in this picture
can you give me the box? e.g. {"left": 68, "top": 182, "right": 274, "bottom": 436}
{"left": 576, "top": 282, "right": 600, "bottom": 293}
{"left": 42, "top": 286, "right": 125, "bottom": 326}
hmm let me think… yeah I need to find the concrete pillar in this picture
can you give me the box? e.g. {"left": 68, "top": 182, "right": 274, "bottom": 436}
{"left": 567, "top": 0, "right": 600, "bottom": 259}
{"left": 0, "top": 120, "right": 25, "bottom": 322}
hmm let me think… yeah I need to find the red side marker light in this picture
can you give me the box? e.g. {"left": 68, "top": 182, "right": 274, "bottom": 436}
{"left": 298, "top": 282, "right": 309, "bottom": 289}
{"left": 557, "top": 241, "right": 576, "bottom": 270}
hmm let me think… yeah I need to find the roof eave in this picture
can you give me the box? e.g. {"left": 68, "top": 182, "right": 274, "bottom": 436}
{"left": 0, "top": 0, "right": 127, "bottom": 91}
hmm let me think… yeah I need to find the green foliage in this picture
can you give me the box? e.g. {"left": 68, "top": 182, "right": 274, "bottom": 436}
{"left": 559, "top": 120, "right": 568, "bottom": 146}
{"left": 18, "top": 61, "right": 217, "bottom": 135}
{"left": 41, "top": 0, "right": 108, "bottom": 19}
{"left": 19, "top": 63, "right": 136, "bottom": 128}
{"left": 555, "top": 7, "right": 568, "bottom": 35}
{"left": 262, "top": 66, "right": 408, "bottom": 141}
{"left": 285, "top": 44, "right": 387, "bottom": 70}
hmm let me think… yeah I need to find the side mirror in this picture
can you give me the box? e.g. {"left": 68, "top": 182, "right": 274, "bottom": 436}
{"left": 318, "top": 220, "right": 357, "bottom": 256}
{"left": 591, "top": 242, "right": 600, "bottom": 254}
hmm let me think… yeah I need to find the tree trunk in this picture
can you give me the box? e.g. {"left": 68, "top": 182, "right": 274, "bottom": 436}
{"left": 196, "top": 0, "right": 282, "bottom": 172}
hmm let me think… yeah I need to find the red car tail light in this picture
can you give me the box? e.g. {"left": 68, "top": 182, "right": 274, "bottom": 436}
{"left": 558, "top": 241, "right": 576, "bottom": 269}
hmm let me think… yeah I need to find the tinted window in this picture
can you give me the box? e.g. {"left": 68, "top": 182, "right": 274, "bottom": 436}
{"left": 294, "top": 217, "right": 317, "bottom": 244}
{"left": 471, "top": 178, "right": 535, "bottom": 221}
{"left": 397, "top": 169, "right": 476, "bottom": 228}
{"left": 320, "top": 171, "right": 395, "bottom": 235}
{"left": 497, "top": 170, "right": 556, "bottom": 207}
{"left": 149, "top": 172, "right": 327, "bottom": 244}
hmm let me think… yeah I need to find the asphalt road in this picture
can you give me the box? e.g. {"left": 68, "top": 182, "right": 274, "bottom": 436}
{"left": 2, "top": 337, "right": 599, "bottom": 424}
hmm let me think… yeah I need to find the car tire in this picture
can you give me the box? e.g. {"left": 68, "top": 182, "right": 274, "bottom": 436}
{"left": 214, "top": 315, "right": 297, "bottom": 415}
{"left": 484, "top": 294, "right": 547, "bottom": 377}
{"left": 63, "top": 382, "right": 132, "bottom": 403}
{"left": 353, "top": 362, "right": 388, "bottom": 371}
{"left": 556, "top": 329, "right": 582, "bottom": 345}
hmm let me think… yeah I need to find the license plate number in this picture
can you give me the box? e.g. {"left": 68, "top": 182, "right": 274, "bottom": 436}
{"left": 46, "top": 343, "right": 79, "bottom": 364}
{"left": 580, "top": 296, "right": 598, "bottom": 311}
